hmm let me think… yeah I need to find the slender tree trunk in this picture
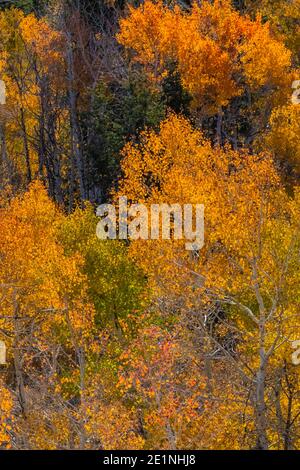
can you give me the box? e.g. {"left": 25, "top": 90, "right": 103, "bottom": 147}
{"left": 65, "top": 306, "right": 87, "bottom": 449}
{"left": 20, "top": 106, "right": 32, "bottom": 184}
{"left": 256, "top": 355, "right": 268, "bottom": 449}
{"left": 215, "top": 108, "right": 223, "bottom": 146}
{"left": 66, "top": 32, "right": 86, "bottom": 202}
{"left": 255, "top": 303, "right": 269, "bottom": 449}
{"left": 12, "top": 290, "right": 28, "bottom": 420}
{"left": 0, "top": 121, "right": 13, "bottom": 186}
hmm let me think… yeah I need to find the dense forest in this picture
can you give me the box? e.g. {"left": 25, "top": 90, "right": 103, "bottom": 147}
{"left": 0, "top": 0, "right": 299, "bottom": 450}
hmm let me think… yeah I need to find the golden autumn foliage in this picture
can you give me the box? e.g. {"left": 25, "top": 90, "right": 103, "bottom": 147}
{"left": 0, "top": 0, "right": 299, "bottom": 452}
{"left": 0, "top": 182, "right": 147, "bottom": 449}
{"left": 265, "top": 103, "right": 300, "bottom": 179}
{"left": 118, "top": 0, "right": 292, "bottom": 113}
{"left": 0, "top": 8, "right": 65, "bottom": 186}
{"left": 0, "top": 381, "right": 13, "bottom": 448}
{"left": 115, "top": 113, "right": 300, "bottom": 449}
{"left": 245, "top": 0, "right": 300, "bottom": 65}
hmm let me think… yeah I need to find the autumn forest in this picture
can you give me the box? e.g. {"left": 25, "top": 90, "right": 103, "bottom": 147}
{"left": 0, "top": 0, "right": 300, "bottom": 451}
